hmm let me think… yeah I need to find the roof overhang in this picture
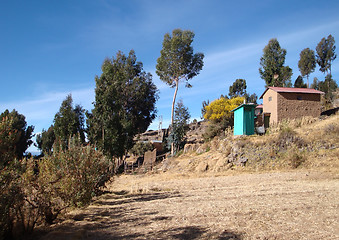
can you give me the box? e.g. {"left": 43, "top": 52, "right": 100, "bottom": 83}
{"left": 259, "top": 87, "right": 324, "bottom": 99}
{"left": 231, "top": 103, "right": 257, "bottom": 112}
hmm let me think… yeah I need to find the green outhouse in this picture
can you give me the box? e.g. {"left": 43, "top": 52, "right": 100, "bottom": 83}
{"left": 231, "top": 104, "right": 256, "bottom": 136}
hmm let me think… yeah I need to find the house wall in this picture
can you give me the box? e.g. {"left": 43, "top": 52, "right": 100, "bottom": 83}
{"left": 277, "top": 92, "right": 321, "bottom": 122}
{"left": 262, "top": 89, "right": 278, "bottom": 124}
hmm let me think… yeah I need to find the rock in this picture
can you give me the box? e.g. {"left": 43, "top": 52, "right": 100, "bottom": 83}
{"left": 196, "top": 145, "right": 207, "bottom": 154}
{"left": 236, "top": 157, "right": 248, "bottom": 166}
{"left": 184, "top": 143, "right": 199, "bottom": 153}
{"left": 196, "top": 161, "right": 209, "bottom": 172}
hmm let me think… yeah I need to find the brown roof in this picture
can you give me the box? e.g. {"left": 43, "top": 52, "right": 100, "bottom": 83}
{"left": 259, "top": 87, "right": 324, "bottom": 99}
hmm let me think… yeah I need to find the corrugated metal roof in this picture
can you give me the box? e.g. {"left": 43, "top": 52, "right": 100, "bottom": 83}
{"left": 259, "top": 87, "right": 324, "bottom": 99}
{"left": 230, "top": 103, "right": 256, "bottom": 112}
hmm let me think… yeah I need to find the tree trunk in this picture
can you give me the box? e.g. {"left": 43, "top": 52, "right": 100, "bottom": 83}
{"left": 307, "top": 75, "right": 309, "bottom": 88}
{"left": 171, "top": 79, "right": 179, "bottom": 155}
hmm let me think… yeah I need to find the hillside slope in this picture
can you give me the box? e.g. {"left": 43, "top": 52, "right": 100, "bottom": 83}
{"left": 33, "top": 114, "right": 339, "bottom": 240}
{"left": 158, "top": 114, "right": 339, "bottom": 174}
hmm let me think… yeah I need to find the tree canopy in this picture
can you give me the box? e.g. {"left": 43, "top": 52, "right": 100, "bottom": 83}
{"left": 319, "top": 74, "right": 338, "bottom": 102}
{"left": 156, "top": 29, "right": 204, "bottom": 131}
{"left": 0, "top": 109, "right": 34, "bottom": 161}
{"left": 298, "top": 48, "right": 316, "bottom": 87}
{"left": 294, "top": 75, "right": 307, "bottom": 88}
{"left": 228, "top": 79, "right": 257, "bottom": 103}
{"left": 36, "top": 125, "right": 55, "bottom": 154}
{"left": 204, "top": 97, "right": 244, "bottom": 122}
{"left": 316, "top": 34, "right": 337, "bottom": 75}
{"left": 53, "top": 94, "right": 85, "bottom": 149}
{"left": 87, "top": 50, "right": 158, "bottom": 160}
{"left": 259, "top": 38, "right": 292, "bottom": 87}
{"left": 229, "top": 79, "right": 247, "bottom": 98}
{"left": 167, "top": 100, "right": 191, "bottom": 154}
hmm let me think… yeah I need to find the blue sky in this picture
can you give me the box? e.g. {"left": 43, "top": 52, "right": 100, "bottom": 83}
{"left": 1, "top": 0, "right": 339, "bottom": 152}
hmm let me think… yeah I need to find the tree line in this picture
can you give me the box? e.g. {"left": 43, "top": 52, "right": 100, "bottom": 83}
{"left": 0, "top": 50, "right": 159, "bottom": 239}
{"left": 200, "top": 34, "right": 337, "bottom": 140}
{"left": 0, "top": 29, "right": 203, "bottom": 239}
{"left": 259, "top": 35, "right": 337, "bottom": 105}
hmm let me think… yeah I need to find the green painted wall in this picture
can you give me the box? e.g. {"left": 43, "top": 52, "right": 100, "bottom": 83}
{"left": 233, "top": 104, "right": 255, "bottom": 136}
{"left": 234, "top": 107, "right": 244, "bottom": 135}
{"left": 244, "top": 106, "right": 255, "bottom": 135}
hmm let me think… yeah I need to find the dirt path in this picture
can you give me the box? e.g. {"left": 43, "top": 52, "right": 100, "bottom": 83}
{"left": 36, "top": 171, "right": 339, "bottom": 240}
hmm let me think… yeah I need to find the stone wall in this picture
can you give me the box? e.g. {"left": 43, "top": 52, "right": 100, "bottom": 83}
{"left": 277, "top": 92, "right": 321, "bottom": 122}
{"left": 143, "top": 149, "right": 157, "bottom": 170}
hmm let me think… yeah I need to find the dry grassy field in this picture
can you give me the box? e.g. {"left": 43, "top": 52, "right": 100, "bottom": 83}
{"left": 35, "top": 170, "right": 339, "bottom": 240}
{"left": 33, "top": 115, "right": 339, "bottom": 239}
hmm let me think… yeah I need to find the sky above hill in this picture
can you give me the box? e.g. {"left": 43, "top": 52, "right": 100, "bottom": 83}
{"left": 1, "top": 0, "right": 339, "bottom": 153}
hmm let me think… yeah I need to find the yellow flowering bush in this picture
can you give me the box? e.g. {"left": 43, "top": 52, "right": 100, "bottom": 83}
{"left": 204, "top": 96, "right": 244, "bottom": 121}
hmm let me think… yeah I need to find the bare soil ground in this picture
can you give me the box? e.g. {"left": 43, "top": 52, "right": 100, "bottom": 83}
{"left": 35, "top": 170, "right": 339, "bottom": 240}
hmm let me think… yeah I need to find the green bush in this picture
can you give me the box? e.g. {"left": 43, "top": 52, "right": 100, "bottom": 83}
{"left": 39, "top": 141, "right": 111, "bottom": 209}
{"left": 0, "top": 160, "right": 25, "bottom": 240}
{"left": 203, "top": 121, "right": 227, "bottom": 141}
{"left": 0, "top": 140, "right": 112, "bottom": 240}
{"left": 130, "top": 141, "right": 154, "bottom": 156}
{"left": 0, "top": 116, "right": 27, "bottom": 239}
{"left": 289, "top": 150, "right": 305, "bottom": 168}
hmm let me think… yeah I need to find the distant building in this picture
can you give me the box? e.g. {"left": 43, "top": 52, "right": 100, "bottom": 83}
{"left": 255, "top": 104, "right": 263, "bottom": 116}
{"left": 259, "top": 87, "right": 324, "bottom": 125}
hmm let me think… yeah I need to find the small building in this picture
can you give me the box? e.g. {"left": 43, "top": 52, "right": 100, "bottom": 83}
{"left": 231, "top": 104, "right": 256, "bottom": 136}
{"left": 255, "top": 104, "right": 263, "bottom": 116}
{"left": 259, "top": 87, "right": 324, "bottom": 125}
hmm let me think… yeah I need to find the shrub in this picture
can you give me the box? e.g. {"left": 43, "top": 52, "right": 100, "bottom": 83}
{"left": 275, "top": 125, "right": 305, "bottom": 150}
{"left": 130, "top": 142, "right": 154, "bottom": 156}
{"left": 288, "top": 150, "right": 305, "bottom": 168}
{"left": 20, "top": 140, "right": 112, "bottom": 228}
{"left": 0, "top": 116, "right": 27, "bottom": 239}
{"left": 167, "top": 100, "right": 191, "bottom": 154}
{"left": 323, "top": 123, "right": 339, "bottom": 136}
{"left": 202, "top": 97, "right": 243, "bottom": 140}
{"left": 21, "top": 157, "right": 65, "bottom": 225}
{"left": 42, "top": 141, "right": 111, "bottom": 208}
{"left": 203, "top": 97, "right": 244, "bottom": 121}
{"left": 0, "top": 160, "right": 25, "bottom": 239}
{"left": 203, "top": 122, "right": 225, "bottom": 140}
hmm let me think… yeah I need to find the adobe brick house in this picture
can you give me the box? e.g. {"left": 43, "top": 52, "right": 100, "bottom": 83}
{"left": 259, "top": 87, "right": 324, "bottom": 125}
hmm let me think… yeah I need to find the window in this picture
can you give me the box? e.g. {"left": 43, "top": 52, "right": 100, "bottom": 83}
{"left": 268, "top": 96, "right": 272, "bottom": 102}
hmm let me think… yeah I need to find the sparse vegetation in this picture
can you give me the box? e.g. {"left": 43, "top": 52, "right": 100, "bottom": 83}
{"left": 167, "top": 100, "right": 191, "bottom": 154}
{"left": 130, "top": 141, "right": 154, "bottom": 156}
{"left": 0, "top": 134, "right": 111, "bottom": 239}
{"left": 161, "top": 114, "right": 338, "bottom": 173}
{"left": 288, "top": 148, "right": 305, "bottom": 168}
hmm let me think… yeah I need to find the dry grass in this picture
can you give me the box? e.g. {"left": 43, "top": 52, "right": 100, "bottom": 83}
{"left": 32, "top": 114, "right": 339, "bottom": 239}
{"left": 34, "top": 170, "right": 339, "bottom": 240}
{"left": 168, "top": 114, "right": 339, "bottom": 174}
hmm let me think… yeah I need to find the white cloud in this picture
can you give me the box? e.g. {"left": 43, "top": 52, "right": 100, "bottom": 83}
{"left": 0, "top": 88, "right": 94, "bottom": 131}
{"left": 279, "top": 20, "right": 339, "bottom": 46}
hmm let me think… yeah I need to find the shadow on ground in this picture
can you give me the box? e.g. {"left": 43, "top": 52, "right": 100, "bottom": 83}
{"left": 31, "top": 191, "right": 242, "bottom": 240}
